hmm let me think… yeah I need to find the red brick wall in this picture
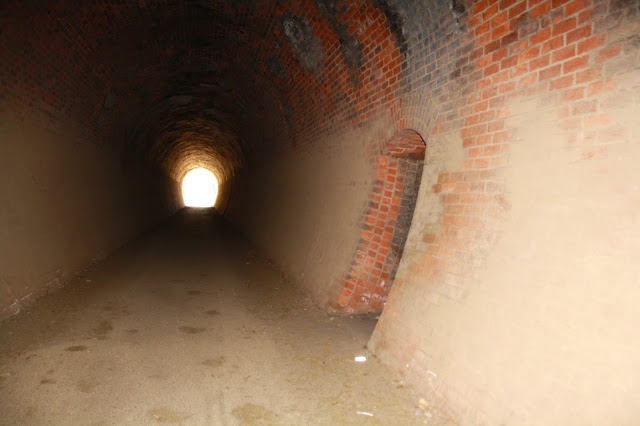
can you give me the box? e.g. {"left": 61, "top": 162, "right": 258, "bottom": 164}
{"left": 370, "top": 0, "right": 640, "bottom": 423}
{"left": 333, "top": 130, "right": 425, "bottom": 313}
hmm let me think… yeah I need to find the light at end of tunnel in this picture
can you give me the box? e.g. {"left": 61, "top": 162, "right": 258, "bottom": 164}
{"left": 182, "top": 168, "right": 218, "bottom": 208}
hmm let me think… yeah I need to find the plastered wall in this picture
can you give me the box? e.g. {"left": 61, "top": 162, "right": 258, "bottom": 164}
{"left": 369, "top": 1, "right": 640, "bottom": 423}
{"left": 0, "top": 116, "right": 181, "bottom": 319}
{"left": 226, "top": 130, "right": 375, "bottom": 305}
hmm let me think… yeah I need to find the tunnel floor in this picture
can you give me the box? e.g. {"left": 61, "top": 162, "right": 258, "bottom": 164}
{"left": 0, "top": 209, "right": 449, "bottom": 425}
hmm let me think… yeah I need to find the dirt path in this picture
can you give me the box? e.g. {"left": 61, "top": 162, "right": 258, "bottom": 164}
{"left": 0, "top": 209, "right": 448, "bottom": 425}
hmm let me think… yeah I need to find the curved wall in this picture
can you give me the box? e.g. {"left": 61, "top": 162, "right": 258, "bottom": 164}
{"left": 1, "top": 0, "right": 640, "bottom": 423}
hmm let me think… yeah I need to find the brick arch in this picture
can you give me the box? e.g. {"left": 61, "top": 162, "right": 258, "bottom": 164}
{"left": 333, "top": 129, "right": 426, "bottom": 314}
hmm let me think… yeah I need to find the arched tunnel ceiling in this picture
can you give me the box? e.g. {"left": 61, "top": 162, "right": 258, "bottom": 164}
{"left": 99, "top": 0, "right": 288, "bottom": 183}
{"left": 3, "top": 0, "right": 418, "bottom": 183}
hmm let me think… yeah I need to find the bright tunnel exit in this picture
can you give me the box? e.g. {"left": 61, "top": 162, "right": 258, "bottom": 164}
{"left": 182, "top": 168, "right": 218, "bottom": 207}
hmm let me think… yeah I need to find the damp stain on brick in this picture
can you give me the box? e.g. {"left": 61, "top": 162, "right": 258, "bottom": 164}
{"left": 267, "top": 55, "right": 286, "bottom": 80}
{"left": 315, "top": 0, "right": 364, "bottom": 85}
{"left": 97, "top": 89, "right": 117, "bottom": 131}
{"left": 280, "top": 14, "right": 323, "bottom": 73}
{"left": 339, "top": 34, "right": 364, "bottom": 73}
{"left": 371, "top": 0, "right": 408, "bottom": 57}
{"left": 450, "top": 0, "right": 465, "bottom": 18}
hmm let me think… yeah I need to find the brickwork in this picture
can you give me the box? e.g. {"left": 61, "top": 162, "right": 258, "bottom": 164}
{"left": 0, "top": 0, "right": 410, "bottom": 176}
{"left": 371, "top": 0, "right": 640, "bottom": 423}
{"left": 333, "top": 130, "right": 425, "bottom": 313}
{"left": 2, "top": 0, "right": 640, "bottom": 422}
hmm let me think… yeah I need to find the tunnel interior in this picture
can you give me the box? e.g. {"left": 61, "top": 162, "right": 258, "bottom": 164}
{"left": 2, "top": 0, "right": 640, "bottom": 424}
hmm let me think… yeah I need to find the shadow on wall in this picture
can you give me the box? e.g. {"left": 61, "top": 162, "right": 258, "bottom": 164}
{"left": 332, "top": 130, "right": 426, "bottom": 314}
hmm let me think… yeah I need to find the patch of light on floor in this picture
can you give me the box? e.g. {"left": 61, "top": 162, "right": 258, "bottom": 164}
{"left": 182, "top": 168, "right": 218, "bottom": 207}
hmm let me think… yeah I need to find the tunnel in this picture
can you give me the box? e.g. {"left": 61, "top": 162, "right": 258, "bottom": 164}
{"left": 1, "top": 0, "right": 640, "bottom": 423}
